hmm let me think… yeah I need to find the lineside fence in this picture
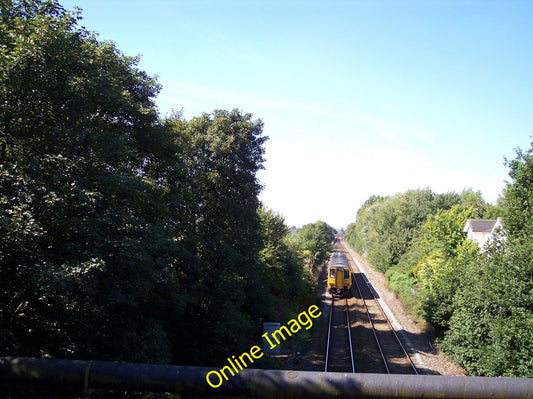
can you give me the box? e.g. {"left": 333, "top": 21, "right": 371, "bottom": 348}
{"left": 1, "top": 356, "right": 533, "bottom": 398}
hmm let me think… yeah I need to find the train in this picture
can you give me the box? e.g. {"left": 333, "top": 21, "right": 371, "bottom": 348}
{"left": 327, "top": 252, "right": 352, "bottom": 297}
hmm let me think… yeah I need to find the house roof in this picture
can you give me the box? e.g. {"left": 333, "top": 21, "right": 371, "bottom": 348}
{"left": 463, "top": 218, "right": 503, "bottom": 233}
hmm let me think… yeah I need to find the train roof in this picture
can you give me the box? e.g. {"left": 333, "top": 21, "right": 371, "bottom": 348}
{"left": 329, "top": 263, "right": 349, "bottom": 268}
{"left": 329, "top": 251, "right": 349, "bottom": 267}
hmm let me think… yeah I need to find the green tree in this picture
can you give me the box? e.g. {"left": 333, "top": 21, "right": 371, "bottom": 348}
{"left": 417, "top": 239, "right": 479, "bottom": 331}
{"left": 442, "top": 142, "right": 533, "bottom": 377}
{"left": 161, "top": 110, "right": 269, "bottom": 364}
{"left": 296, "top": 221, "right": 335, "bottom": 268}
{"left": 0, "top": 0, "right": 182, "bottom": 362}
{"left": 348, "top": 189, "right": 496, "bottom": 331}
{"left": 257, "top": 208, "right": 316, "bottom": 317}
{"left": 442, "top": 236, "right": 533, "bottom": 376}
{"left": 503, "top": 143, "right": 533, "bottom": 238}
{"left": 0, "top": 0, "right": 319, "bottom": 374}
{"left": 421, "top": 205, "right": 476, "bottom": 258}
{"left": 346, "top": 189, "right": 458, "bottom": 272}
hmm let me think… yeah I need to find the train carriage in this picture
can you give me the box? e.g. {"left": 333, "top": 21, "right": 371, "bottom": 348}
{"left": 327, "top": 252, "right": 352, "bottom": 297}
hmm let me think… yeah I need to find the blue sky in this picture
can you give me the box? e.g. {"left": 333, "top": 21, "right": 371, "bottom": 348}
{"left": 61, "top": 0, "right": 533, "bottom": 228}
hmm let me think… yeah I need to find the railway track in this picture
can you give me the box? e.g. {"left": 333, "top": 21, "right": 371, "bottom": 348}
{"left": 325, "top": 295, "right": 355, "bottom": 373}
{"left": 332, "top": 242, "right": 418, "bottom": 375}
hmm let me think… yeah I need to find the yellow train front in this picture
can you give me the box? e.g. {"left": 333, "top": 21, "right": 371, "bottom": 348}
{"left": 327, "top": 252, "right": 352, "bottom": 297}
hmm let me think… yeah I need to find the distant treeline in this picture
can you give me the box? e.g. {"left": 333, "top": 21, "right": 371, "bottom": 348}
{"left": 0, "top": 0, "right": 336, "bottom": 371}
{"left": 346, "top": 145, "right": 533, "bottom": 377}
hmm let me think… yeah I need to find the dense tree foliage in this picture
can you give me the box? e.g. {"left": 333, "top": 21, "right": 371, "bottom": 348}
{"left": 441, "top": 235, "right": 533, "bottom": 376}
{"left": 441, "top": 144, "right": 533, "bottom": 377}
{"left": 1, "top": 0, "right": 175, "bottom": 362}
{"left": 292, "top": 221, "right": 335, "bottom": 268}
{"left": 0, "top": 0, "right": 324, "bottom": 376}
{"left": 347, "top": 143, "right": 533, "bottom": 377}
{"left": 257, "top": 209, "right": 318, "bottom": 317}
{"left": 346, "top": 189, "right": 469, "bottom": 272}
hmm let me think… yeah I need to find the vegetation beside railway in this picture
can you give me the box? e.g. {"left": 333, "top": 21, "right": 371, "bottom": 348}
{"left": 0, "top": 0, "right": 334, "bottom": 382}
{"left": 346, "top": 142, "right": 533, "bottom": 377}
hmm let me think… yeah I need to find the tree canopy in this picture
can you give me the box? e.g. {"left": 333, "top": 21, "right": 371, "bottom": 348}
{"left": 441, "top": 142, "right": 533, "bottom": 377}
{"left": 346, "top": 143, "right": 533, "bottom": 377}
{"left": 0, "top": 0, "right": 325, "bottom": 375}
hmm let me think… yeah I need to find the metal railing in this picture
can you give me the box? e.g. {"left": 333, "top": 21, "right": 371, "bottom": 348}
{"left": 1, "top": 356, "right": 532, "bottom": 398}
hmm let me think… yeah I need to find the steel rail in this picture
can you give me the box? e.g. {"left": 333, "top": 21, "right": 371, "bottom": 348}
{"left": 350, "top": 266, "right": 390, "bottom": 373}
{"left": 361, "top": 272, "right": 419, "bottom": 375}
{"left": 324, "top": 295, "right": 334, "bottom": 372}
{"left": 344, "top": 244, "right": 419, "bottom": 375}
{"left": 344, "top": 297, "right": 356, "bottom": 373}
{"left": 325, "top": 295, "right": 356, "bottom": 373}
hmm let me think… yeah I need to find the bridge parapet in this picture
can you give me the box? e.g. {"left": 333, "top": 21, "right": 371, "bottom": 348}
{"left": 1, "top": 356, "right": 532, "bottom": 398}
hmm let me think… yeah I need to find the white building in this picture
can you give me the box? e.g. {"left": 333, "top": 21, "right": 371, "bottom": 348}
{"left": 463, "top": 218, "right": 504, "bottom": 248}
